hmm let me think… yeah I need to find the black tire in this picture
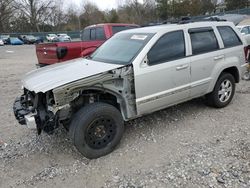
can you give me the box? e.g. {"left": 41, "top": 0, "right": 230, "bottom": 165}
{"left": 206, "top": 73, "right": 235, "bottom": 108}
{"left": 69, "top": 102, "right": 124, "bottom": 159}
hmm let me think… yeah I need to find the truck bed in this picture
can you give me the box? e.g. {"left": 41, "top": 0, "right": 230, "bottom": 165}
{"left": 36, "top": 41, "right": 83, "bottom": 66}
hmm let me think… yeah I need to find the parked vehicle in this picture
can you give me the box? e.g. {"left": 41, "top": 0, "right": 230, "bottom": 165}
{"left": 8, "top": 37, "right": 24, "bottom": 45}
{"left": 46, "top": 34, "right": 57, "bottom": 42}
{"left": 243, "top": 46, "right": 250, "bottom": 80}
{"left": 52, "top": 36, "right": 71, "bottom": 42}
{"left": 0, "top": 35, "right": 10, "bottom": 44}
{"left": 57, "top": 33, "right": 71, "bottom": 41}
{"left": 0, "top": 39, "right": 4, "bottom": 46}
{"left": 237, "top": 25, "right": 250, "bottom": 45}
{"left": 35, "top": 36, "right": 44, "bottom": 44}
{"left": 13, "top": 21, "right": 247, "bottom": 159}
{"left": 36, "top": 23, "right": 139, "bottom": 67}
{"left": 18, "top": 35, "right": 37, "bottom": 44}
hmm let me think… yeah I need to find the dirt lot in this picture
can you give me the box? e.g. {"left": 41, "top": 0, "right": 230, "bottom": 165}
{"left": 0, "top": 45, "right": 250, "bottom": 188}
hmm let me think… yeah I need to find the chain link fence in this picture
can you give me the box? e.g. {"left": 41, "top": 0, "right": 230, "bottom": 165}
{"left": 0, "top": 31, "right": 81, "bottom": 41}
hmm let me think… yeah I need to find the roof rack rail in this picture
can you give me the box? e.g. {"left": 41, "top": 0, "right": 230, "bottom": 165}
{"left": 178, "top": 16, "right": 227, "bottom": 24}
{"left": 141, "top": 16, "right": 227, "bottom": 27}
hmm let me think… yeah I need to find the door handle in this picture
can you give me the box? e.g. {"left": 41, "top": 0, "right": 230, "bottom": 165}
{"left": 176, "top": 64, "right": 189, "bottom": 71}
{"left": 214, "top": 55, "right": 224, "bottom": 60}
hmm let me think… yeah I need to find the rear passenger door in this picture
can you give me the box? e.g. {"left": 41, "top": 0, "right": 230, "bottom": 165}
{"left": 189, "top": 27, "right": 222, "bottom": 97}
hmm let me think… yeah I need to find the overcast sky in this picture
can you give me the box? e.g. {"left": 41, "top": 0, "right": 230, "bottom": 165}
{"left": 69, "top": 0, "right": 144, "bottom": 10}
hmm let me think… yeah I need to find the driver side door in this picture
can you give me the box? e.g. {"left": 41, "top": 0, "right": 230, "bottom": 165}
{"left": 134, "top": 30, "right": 191, "bottom": 115}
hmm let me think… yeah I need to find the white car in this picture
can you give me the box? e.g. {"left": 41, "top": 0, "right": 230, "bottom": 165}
{"left": 0, "top": 39, "right": 4, "bottom": 46}
{"left": 236, "top": 25, "right": 250, "bottom": 45}
{"left": 13, "top": 21, "right": 247, "bottom": 159}
{"left": 57, "top": 34, "right": 71, "bottom": 41}
{"left": 46, "top": 34, "right": 57, "bottom": 42}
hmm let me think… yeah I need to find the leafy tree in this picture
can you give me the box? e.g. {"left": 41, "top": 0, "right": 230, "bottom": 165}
{"left": 105, "top": 9, "right": 119, "bottom": 23}
{"left": 201, "top": 0, "right": 215, "bottom": 14}
{"left": 225, "top": 0, "right": 250, "bottom": 10}
{"left": 156, "top": 0, "right": 171, "bottom": 20}
{"left": 79, "top": 2, "right": 106, "bottom": 27}
{"left": 14, "top": 0, "right": 55, "bottom": 32}
{"left": 0, "top": 0, "right": 15, "bottom": 32}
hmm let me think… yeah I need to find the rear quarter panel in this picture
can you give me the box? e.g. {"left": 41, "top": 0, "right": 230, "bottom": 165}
{"left": 207, "top": 24, "right": 247, "bottom": 93}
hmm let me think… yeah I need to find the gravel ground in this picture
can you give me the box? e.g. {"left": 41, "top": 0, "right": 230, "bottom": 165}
{"left": 0, "top": 45, "right": 250, "bottom": 188}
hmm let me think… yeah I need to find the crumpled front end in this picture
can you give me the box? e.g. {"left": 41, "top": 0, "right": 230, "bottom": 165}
{"left": 13, "top": 89, "right": 57, "bottom": 134}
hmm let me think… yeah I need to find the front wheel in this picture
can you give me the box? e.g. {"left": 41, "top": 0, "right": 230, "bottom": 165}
{"left": 205, "top": 73, "right": 235, "bottom": 108}
{"left": 69, "top": 103, "right": 124, "bottom": 159}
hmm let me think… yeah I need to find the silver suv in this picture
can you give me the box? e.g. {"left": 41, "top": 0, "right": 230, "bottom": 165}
{"left": 13, "top": 21, "right": 247, "bottom": 158}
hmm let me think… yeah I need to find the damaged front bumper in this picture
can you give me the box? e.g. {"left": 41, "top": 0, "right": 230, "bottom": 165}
{"left": 13, "top": 92, "right": 59, "bottom": 134}
{"left": 13, "top": 96, "right": 37, "bottom": 129}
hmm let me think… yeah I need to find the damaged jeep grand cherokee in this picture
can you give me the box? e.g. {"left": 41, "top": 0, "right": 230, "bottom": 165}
{"left": 13, "top": 22, "right": 247, "bottom": 159}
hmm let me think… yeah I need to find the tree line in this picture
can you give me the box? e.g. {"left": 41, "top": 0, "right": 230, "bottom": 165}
{"left": 0, "top": 0, "right": 248, "bottom": 33}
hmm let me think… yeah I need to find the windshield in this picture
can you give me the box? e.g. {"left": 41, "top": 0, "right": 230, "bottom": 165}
{"left": 90, "top": 32, "right": 154, "bottom": 65}
{"left": 1, "top": 35, "right": 9, "bottom": 39}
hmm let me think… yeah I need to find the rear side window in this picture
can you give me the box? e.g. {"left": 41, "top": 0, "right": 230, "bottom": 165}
{"left": 148, "top": 30, "right": 185, "bottom": 65}
{"left": 96, "top": 27, "right": 106, "bottom": 40}
{"left": 112, "top": 26, "right": 138, "bottom": 34}
{"left": 217, "top": 26, "right": 242, "bottom": 48}
{"left": 189, "top": 27, "right": 219, "bottom": 55}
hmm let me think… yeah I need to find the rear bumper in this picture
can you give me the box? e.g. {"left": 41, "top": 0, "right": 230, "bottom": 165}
{"left": 13, "top": 97, "right": 37, "bottom": 129}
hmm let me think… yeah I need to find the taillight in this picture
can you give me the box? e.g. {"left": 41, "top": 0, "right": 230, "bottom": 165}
{"left": 56, "top": 47, "right": 68, "bottom": 59}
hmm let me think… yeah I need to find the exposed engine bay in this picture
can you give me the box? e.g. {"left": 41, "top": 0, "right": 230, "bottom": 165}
{"left": 13, "top": 65, "right": 137, "bottom": 134}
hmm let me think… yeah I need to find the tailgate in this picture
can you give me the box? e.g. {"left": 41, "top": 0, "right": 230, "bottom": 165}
{"left": 36, "top": 43, "right": 58, "bottom": 65}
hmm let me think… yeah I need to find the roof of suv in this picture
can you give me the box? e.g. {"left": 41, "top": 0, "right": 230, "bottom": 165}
{"left": 121, "top": 21, "right": 235, "bottom": 34}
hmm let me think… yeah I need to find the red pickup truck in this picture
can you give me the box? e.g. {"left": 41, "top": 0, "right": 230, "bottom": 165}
{"left": 36, "top": 23, "right": 139, "bottom": 67}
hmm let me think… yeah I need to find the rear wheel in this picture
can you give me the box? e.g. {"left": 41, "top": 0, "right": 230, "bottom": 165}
{"left": 69, "top": 103, "right": 124, "bottom": 159}
{"left": 206, "top": 73, "right": 235, "bottom": 108}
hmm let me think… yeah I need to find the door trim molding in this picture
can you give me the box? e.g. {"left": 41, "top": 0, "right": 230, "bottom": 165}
{"left": 136, "top": 84, "right": 190, "bottom": 105}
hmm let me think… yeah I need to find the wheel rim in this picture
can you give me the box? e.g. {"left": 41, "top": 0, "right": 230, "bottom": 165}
{"left": 218, "top": 79, "right": 232, "bottom": 103}
{"left": 243, "top": 72, "right": 250, "bottom": 80}
{"left": 85, "top": 116, "right": 117, "bottom": 149}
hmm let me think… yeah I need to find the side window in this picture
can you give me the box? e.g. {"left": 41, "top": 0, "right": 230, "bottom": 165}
{"left": 96, "top": 27, "right": 106, "bottom": 40}
{"left": 82, "top": 29, "right": 90, "bottom": 41}
{"left": 90, "top": 29, "right": 96, "bottom": 40}
{"left": 217, "top": 26, "right": 242, "bottom": 48}
{"left": 148, "top": 30, "right": 185, "bottom": 65}
{"left": 241, "top": 27, "right": 249, "bottom": 35}
{"left": 189, "top": 28, "right": 219, "bottom": 55}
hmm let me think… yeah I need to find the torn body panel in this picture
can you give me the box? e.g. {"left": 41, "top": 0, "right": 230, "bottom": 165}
{"left": 52, "top": 65, "right": 137, "bottom": 121}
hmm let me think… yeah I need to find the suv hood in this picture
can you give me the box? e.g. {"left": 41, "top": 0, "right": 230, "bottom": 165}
{"left": 22, "top": 58, "right": 124, "bottom": 93}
